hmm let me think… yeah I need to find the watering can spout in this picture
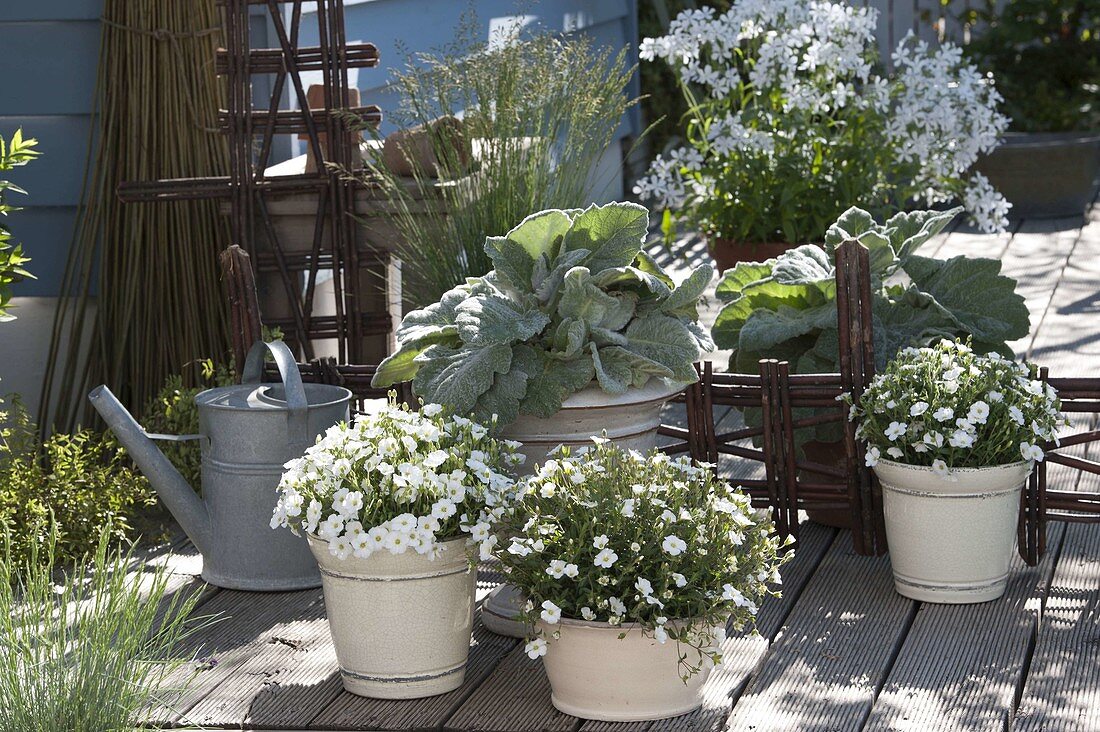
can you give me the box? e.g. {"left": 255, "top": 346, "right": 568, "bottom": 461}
{"left": 88, "top": 385, "right": 213, "bottom": 556}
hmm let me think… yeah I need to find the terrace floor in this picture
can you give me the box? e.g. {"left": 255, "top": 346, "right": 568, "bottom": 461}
{"left": 141, "top": 199, "right": 1100, "bottom": 731}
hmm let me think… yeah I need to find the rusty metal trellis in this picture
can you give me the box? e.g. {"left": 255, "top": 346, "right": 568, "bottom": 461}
{"left": 120, "top": 0, "right": 390, "bottom": 367}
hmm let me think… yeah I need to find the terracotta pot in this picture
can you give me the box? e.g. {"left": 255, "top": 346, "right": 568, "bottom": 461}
{"left": 539, "top": 618, "right": 714, "bottom": 721}
{"left": 873, "top": 459, "right": 1031, "bottom": 604}
{"left": 708, "top": 238, "right": 794, "bottom": 273}
{"left": 308, "top": 535, "right": 476, "bottom": 698}
{"left": 801, "top": 439, "right": 852, "bottom": 529}
{"left": 974, "top": 131, "right": 1100, "bottom": 219}
{"left": 482, "top": 379, "right": 685, "bottom": 638}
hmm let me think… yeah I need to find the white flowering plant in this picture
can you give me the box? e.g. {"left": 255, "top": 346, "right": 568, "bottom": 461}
{"left": 271, "top": 397, "right": 523, "bottom": 561}
{"left": 634, "top": 1, "right": 1011, "bottom": 246}
{"left": 847, "top": 340, "right": 1068, "bottom": 476}
{"left": 495, "top": 440, "right": 787, "bottom": 678}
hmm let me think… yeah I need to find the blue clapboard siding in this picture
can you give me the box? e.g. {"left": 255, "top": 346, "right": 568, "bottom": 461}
{"left": 0, "top": 1, "right": 102, "bottom": 296}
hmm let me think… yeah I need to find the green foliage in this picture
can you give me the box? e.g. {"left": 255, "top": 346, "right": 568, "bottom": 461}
{"left": 0, "top": 523, "right": 210, "bottom": 729}
{"left": 143, "top": 357, "right": 236, "bottom": 491}
{"left": 0, "top": 399, "right": 155, "bottom": 567}
{"left": 373, "top": 203, "right": 713, "bottom": 426}
{"left": 365, "top": 17, "right": 640, "bottom": 307}
{"left": 711, "top": 206, "right": 1030, "bottom": 442}
{"left": 0, "top": 129, "right": 40, "bottom": 322}
{"left": 952, "top": 0, "right": 1099, "bottom": 132}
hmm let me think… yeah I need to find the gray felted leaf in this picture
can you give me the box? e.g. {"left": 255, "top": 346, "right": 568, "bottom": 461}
{"left": 412, "top": 343, "right": 512, "bottom": 415}
{"left": 519, "top": 347, "right": 596, "bottom": 418}
{"left": 455, "top": 294, "right": 550, "bottom": 346}
{"left": 561, "top": 202, "right": 649, "bottom": 273}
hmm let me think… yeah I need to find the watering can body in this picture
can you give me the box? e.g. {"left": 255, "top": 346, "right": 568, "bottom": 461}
{"left": 90, "top": 340, "right": 352, "bottom": 591}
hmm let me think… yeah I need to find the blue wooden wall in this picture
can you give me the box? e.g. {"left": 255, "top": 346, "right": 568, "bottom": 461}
{"left": 0, "top": 0, "right": 102, "bottom": 297}
{"left": 0, "top": 0, "right": 638, "bottom": 298}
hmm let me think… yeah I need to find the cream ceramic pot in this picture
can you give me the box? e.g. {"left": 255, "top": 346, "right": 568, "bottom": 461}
{"left": 874, "top": 459, "right": 1031, "bottom": 604}
{"left": 483, "top": 380, "right": 685, "bottom": 637}
{"left": 499, "top": 379, "right": 685, "bottom": 469}
{"left": 308, "top": 535, "right": 475, "bottom": 698}
{"left": 540, "top": 618, "right": 713, "bottom": 722}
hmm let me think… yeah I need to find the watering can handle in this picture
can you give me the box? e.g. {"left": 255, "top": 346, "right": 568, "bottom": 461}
{"left": 241, "top": 340, "right": 311, "bottom": 451}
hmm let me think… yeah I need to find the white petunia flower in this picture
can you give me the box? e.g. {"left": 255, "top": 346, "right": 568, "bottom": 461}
{"left": 594, "top": 548, "right": 619, "bottom": 568}
{"left": 885, "top": 422, "right": 908, "bottom": 441}
{"left": 909, "top": 401, "right": 929, "bottom": 417}
{"left": 672, "top": 572, "right": 688, "bottom": 588}
{"left": 865, "top": 446, "right": 881, "bottom": 467}
{"left": 580, "top": 606, "right": 597, "bottom": 621}
{"left": 593, "top": 534, "right": 610, "bottom": 549}
{"left": 540, "top": 600, "right": 562, "bottom": 624}
{"left": 1020, "top": 442, "right": 1045, "bottom": 463}
{"left": 525, "top": 638, "right": 548, "bottom": 659}
{"left": 931, "top": 459, "right": 951, "bottom": 478}
{"left": 932, "top": 407, "right": 954, "bottom": 422}
{"left": 662, "top": 535, "right": 688, "bottom": 556}
{"left": 545, "top": 560, "right": 568, "bottom": 579}
{"left": 635, "top": 577, "right": 654, "bottom": 597}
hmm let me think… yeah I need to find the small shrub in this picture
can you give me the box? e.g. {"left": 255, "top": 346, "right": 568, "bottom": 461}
{"left": 0, "top": 524, "right": 210, "bottom": 729}
{"left": 0, "top": 399, "right": 155, "bottom": 566}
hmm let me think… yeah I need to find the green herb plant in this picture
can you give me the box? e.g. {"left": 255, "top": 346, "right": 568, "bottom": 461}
{"left": 372, "top": 202, "right": 713, "bottom": 427}
{"left": 0, "top": 523, "right": 211, "bottom": 729}
{"left": 363, "top": 16, "right": 640, "bottom": 308}
{"left": 0, "top": 129, "right": 39, "bottom": 322}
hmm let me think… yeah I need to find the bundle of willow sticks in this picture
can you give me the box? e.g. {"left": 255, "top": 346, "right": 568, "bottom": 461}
{"left": 42, "top": 0, "right": 231, "bottom": 430}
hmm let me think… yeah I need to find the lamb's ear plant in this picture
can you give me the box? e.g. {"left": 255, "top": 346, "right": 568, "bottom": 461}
{"left": 372, "top": 202, "right": 714, "bottom": 427}
{"left": 711, "top": 205, "right": 1030, "bottom": 446}
{"left": 0, "top": 523, "right": 213, "bottom": 729}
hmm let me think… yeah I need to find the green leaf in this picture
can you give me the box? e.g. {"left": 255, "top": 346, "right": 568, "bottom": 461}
{"left": 551, "top": 318, "right": 587, "bottom": 358}
{"left": 557, "top": 267, "right": 620, "bottom": 326}
{"left": 872, "top": 291, "right": 960, "bottom": 370}
{"left": 590, "top": 264, "right": 672, "bottom": 297}
{"left": 474, "top": 347, "right": 533, "bottom": 427}
{"left": 661, "top": 263, "right": 713, "bottom": 317}
{"left": 395, "top": 285, "right": 467, "bottom": 344}
{"left": 903, "top": 254, "right": 1030, "bottom": 345}
{"left": 823, "top": 207, "right": 878, "bottom": 248}
{"left": 483, "top": 236, "right": 537, "bottom": 292}
{"left": 738, "top": 303, "right": 838, "bottom": 356}
{"left": 412, "top": 343, "right": 512, "bottom": 414}
{"left": 621, "top": 314, "right": 700, "bottom": 383}
{"left": 886, "top": 207, "right": 960, "bottom": 261}
{"left": 455, "top": 294, "right": 550, "bottom": 346}
{"left": 561, "top": 202, "right": 649, "bottom": 273}
{"left": 519, "top": 348, "right": 596, "bottom": 418}
{"left": 590, "top": 343, "right": 674, "bottom": 394}
{"left": 771, "top": 246, "right": 834, "bottom": 293}
{"left": 532, "top": 248, "right": 590, "bottom": 304}
{"left": 372, "top": 342, "right": 427, "bottom": 387}
{"left": 503, "top": 208, "right": 574, "bottom": 260}
{"left": 600, "top": 292, "right": 637, "bottom": 331}
{"left": 714, "top": 261, "right": 773, "bottom": 303}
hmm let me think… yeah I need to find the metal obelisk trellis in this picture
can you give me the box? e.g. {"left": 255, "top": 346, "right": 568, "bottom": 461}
{"left": 119, "top": 0, "right": 388, "bottom": 367}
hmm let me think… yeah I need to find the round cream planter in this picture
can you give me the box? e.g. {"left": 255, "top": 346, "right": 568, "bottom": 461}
{"left": 873, "top": 459, "right": 1032, "bottom": 604}
{"left": 540, "top": 618, "right": 713, "bottom": 722}
{"left": 483, "top": 380, "right": 685, "bottom": 637}
{"left": 307, "top": 535, "right": 476, "bottom": 698}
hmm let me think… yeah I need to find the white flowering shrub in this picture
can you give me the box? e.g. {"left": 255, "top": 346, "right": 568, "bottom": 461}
{"left": 271, "top": 398, "right": 523, "bottom": 561}
{"left": 848, "top": 340, "right": 1068, "bottom": 476}
{"left": 635, "top": 1, "right": 1011, "bottom": 243}
{"left": 496, "top": 440, "right": 787, "bottom": 677}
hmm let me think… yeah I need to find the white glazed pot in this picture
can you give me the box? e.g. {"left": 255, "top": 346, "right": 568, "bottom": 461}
{"left": 307, "top": 534, "right": 475, "bottom": 698}
{"left": 540, "top": 618, "right": 713, "bottom": 722}
{"left": 483, "top": 380, "right": 685, "bottom": 637}
{"left": 499, "top": 379, "right": 685, "bottom": 470}
{"left": 874, "top": 459, "right": 1032, "bottom": 604}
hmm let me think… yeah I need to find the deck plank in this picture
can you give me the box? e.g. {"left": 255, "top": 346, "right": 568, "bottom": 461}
{"left": 1014, "top": 485, "right": 1100, "bottom": 732}
{"left": 723, "top": 536, "right": 915, "bottom": 731}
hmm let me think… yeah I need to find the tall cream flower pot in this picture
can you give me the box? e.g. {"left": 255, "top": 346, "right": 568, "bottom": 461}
{"left": 308, "top": 535, "right": 475, "bottom": 698}
{"left": 482, "top": 380, "right": 684, "bottom": 636}
{"left": 874, "top": 460, "right": 1032, "bottom": 604}
{"left": 540, "top": 618, "right": 713, "bottom": 721}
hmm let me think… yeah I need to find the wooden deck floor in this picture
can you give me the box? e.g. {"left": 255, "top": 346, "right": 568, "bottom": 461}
{"left": 141, "top": 200, "right": 1100, "bottom": 731}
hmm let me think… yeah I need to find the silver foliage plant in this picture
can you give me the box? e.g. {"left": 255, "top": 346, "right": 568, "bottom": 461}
{"left": 372, "top": 202, "right": 714, "bottom": 427}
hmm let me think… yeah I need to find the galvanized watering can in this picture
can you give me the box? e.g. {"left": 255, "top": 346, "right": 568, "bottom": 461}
{"left": 89, "top": 340, "right": 352, "bottom": 591}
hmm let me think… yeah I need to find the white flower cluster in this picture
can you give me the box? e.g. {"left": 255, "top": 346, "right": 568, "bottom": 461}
{"left": 849, "top": 340, "right": 1068, "bottom": 475}
{"left": 495, "top": 440, "right": 786, "bottom": 676}
{"left": 271, "top": 399, "right": 523, "bottom": 560}
{"left": 634, "top": 0, "right": 1010, "bottom": 237}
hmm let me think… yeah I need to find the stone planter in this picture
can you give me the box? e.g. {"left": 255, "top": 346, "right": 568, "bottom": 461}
{"left": 307, "top": 535, "right": 475, "bottom": 698}
{"left": 540, "top": 618, "right": 713, "bottom": 722}
{"left": 974, "top": 132, "right": 1100, "bottom": 219}
{"left": 709, "top": 238, "right": 794, "bottom": 273}
{"left": 482, "top": 380, "right": 685, "bottom": 637}
{"left": 873, "top": 459, "right": 1032, "bottom": 604}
